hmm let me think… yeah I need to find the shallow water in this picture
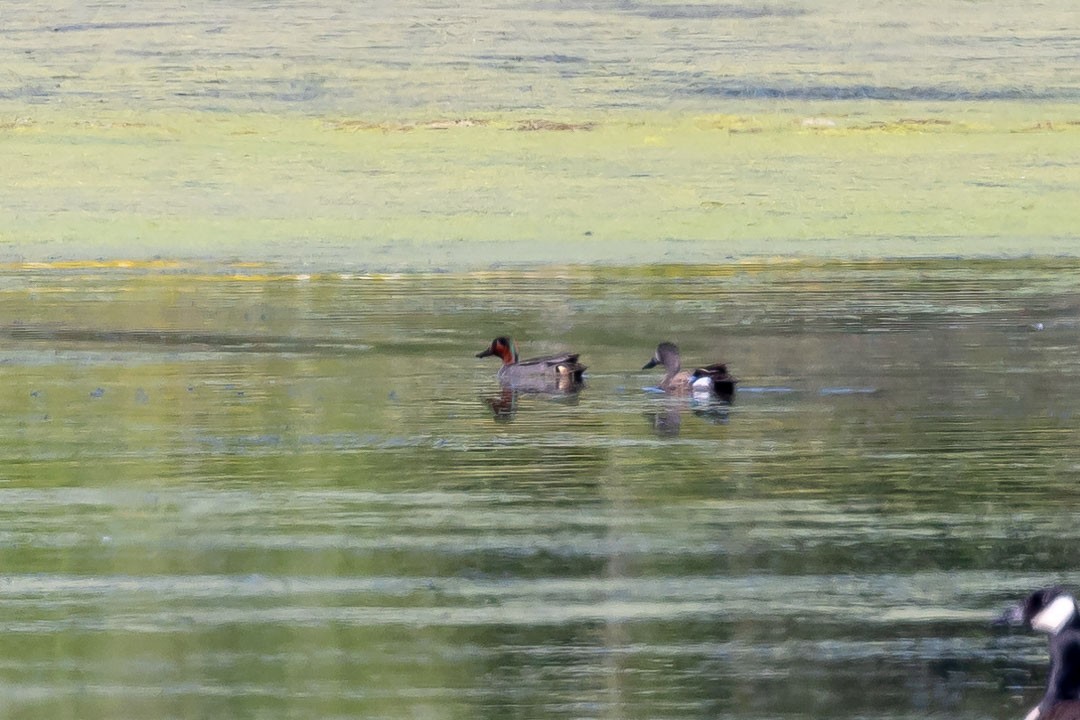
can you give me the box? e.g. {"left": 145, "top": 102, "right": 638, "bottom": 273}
{"left": 2, "top": 260, "right": 1079, "bottom": 718}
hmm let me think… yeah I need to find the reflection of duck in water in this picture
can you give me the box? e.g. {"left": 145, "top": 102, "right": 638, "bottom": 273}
{"left": 476, "top": 337, "right": 586, "bottom": 392}
{"left": 644, "top": 403, "right": 683, "bottom": 437}
{"left": 485, "top": 386, "right": 519, "bottom": 423}
{"left": 483, "top": 385, "right": 582, "bottom": 423}
{"left": 643, "top": 397, "right": 731, "bottom": 437}
{"left": 995, "top": 587, "right": 1080, "bottom": 720}
{"left": 642, "top": 342, "right": 736, "bottom": 401}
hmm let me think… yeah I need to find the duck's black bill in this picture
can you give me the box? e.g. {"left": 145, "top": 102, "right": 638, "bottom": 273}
{"left": 476, "top": 349, "right": 494, "bottom": 358}
{"left": 642, "top": 359, "right": 659, "bottom": 370}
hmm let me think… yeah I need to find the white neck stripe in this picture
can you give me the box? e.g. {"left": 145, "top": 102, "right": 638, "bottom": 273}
{"left": 1032, "top": 596, "right": 1076, "bottom": 634}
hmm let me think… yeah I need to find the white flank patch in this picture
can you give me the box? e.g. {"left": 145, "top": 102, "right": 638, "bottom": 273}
{"left": 691, "top": 376, "right": 713, "bottom": 391}
{"left": 1032, "top": 595, "right": 1077, "bottom": 634}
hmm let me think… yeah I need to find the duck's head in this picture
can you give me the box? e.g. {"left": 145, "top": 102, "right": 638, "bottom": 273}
{"left": 996, "top": 587, "right": 1079, "bottom": 635}
{"left": 476, "top": 337, "right": 519, "bottom": 365}
{"left": 643, "top": 342, "right": 681, "bottom": 371}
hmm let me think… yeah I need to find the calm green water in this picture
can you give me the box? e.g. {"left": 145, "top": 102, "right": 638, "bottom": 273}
{"left": 2, "top": 260, "right": 1079, "bottom": 719}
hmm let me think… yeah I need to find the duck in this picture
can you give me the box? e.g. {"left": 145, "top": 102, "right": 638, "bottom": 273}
{"left": 642, "top": 342, "right": 736, "bottom": 400}
{"left": 995, "top": 587, "right": 1080, "bottom": 720}
{"left": 476, "top": 336, "right": 586, "bottom": 391}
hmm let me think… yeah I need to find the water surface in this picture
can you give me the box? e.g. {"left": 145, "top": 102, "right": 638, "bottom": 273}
{"left": 3, "top": 1, "right": 1080, "bottom": 264}
{"left": 2, "top": 260, "right": 1078, "bottom": 719}
{"left": 5, "top": 0, "right": 1080, "bottom": 113}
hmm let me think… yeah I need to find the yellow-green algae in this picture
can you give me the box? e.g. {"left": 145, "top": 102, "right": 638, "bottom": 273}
{"left": 5, "top": 0, "right": 1080, "bottom": 269}
{"left": 3, "top": 106, "right": 1080, "bottom": 269}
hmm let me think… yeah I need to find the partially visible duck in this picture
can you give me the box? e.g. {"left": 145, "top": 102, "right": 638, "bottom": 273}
{"left": 642, "top": 342, "right": 736, "bottom": 400}
{"left": 995, "top": 587, "right": 1080, "bottom": 720}
{"left": 476, "top": 336, "right": 586, "bottom": 390}
{"left": 1042, "top": 703, "right": 1080, "bottom": 720}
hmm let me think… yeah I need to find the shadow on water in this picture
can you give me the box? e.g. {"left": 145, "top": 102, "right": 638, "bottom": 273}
{"left": 1, "top": 260, "right": 1080, "bottom": 719}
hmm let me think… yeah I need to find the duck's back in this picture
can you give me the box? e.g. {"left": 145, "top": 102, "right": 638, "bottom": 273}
{"left": 520, "top": 352, "right": 580, "bottom": 366}
{"left": 501, "top": 353, "right": 586, "bottom": 382}
{"left": 693, "top": 363, "right": 737, "bottom": 398}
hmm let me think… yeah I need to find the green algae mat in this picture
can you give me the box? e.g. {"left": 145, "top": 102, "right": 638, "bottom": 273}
{"left": 3, "top": 0, "right": 1080, "bottom": 269}
{"left": 5, "top": 109, "right": 1079, "bottom": 269}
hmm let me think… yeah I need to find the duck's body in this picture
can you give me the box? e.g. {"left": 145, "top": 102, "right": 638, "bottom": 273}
{"left": 996, "top": 587, "right": 1080, "bottom": 720}
{"left": 476, "top": 337, "right": 586, "bottom": 390}
{"left": 1043, "top": 703, "right": 1080, "bottom": 720}
{"left": 642, "top": 342, "right": 736, "bottom": 400}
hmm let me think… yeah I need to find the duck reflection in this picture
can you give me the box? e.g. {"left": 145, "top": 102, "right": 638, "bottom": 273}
{"left": 643, "top": 395, "right": 731, "bottom": 437}
{"left": 645, "top": 403, "right": 684, "bottom": 437}
{"left": 482, "top": 378, "right": 584, "bottom": 423}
